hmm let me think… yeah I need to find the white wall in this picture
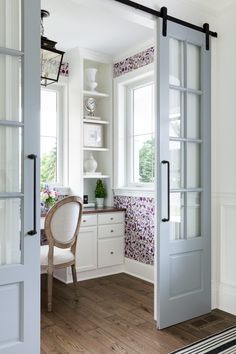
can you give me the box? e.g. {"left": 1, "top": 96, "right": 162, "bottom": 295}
{"left": 212, "top": 3, "right": 236, "bottom": 314}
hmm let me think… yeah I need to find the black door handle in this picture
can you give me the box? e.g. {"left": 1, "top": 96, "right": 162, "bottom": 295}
{"left": 162, "top": 160, "right": 170, "bottom": 222}
{"left": 28, "top": 154, "right": 37, "bottom": 235}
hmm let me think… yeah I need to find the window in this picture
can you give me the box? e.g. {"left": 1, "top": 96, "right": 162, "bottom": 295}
{"left": 127, "top": 79, "right": 155, "bottom": 186}
{"left": 40, "top": 87, "right": 62, "bottom": 186}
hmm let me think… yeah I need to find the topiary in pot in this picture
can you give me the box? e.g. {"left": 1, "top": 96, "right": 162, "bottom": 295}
{"left": 95, "top": 179, "right": 106, "bottom": 207}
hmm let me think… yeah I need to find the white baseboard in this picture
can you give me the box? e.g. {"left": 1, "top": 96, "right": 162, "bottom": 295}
{"left": 211, "top": 280, "right": 218, "bottom": 309}
{"left": 53, "top": 259, "right": 154, "bottom": 284}
{"left": 219, "top": 282, "right": 236, "bottom": 315}
{"left": 124, "top": 258, "right": 154, "bottom": 283}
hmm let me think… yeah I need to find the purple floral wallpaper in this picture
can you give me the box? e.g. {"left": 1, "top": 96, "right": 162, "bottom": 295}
{"left": 114, "top": 196, "right": 155, "bottom": 265}
{"left": 60, "top": 62, "right": 69, "bottom": 77}
{"left": 113, "top": 46, "right": 155, "bottom": 78}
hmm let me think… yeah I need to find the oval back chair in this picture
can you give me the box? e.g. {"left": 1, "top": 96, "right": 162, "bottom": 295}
{"left": 40, "top": 196, "right": 83, "bottom": 311}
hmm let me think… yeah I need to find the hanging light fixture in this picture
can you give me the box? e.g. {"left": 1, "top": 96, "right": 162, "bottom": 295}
{"left": 41, "top": 10, "right": 65, "bottom": 86}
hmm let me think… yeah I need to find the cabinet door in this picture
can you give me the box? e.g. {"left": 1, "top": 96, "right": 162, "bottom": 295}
{"left": 98, "top": 237, "right": 124, "bottom": 268}
{"left": 76, "top": 226, "right": 97, "bottom": 272}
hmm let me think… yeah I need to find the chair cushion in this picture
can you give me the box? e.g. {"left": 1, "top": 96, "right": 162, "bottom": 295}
{"left": 40, "top": 245, "right": 75, "bottom": 266}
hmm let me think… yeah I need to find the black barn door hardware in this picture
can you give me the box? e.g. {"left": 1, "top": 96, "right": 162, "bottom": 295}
{"left": 113, "top": 0, "right": 217, "bottom": 50}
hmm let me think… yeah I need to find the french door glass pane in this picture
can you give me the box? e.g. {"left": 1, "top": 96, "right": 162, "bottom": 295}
{"left": 0, "top": 198, "right": 21, "bottom": 265}
{"left": 0, "top": 126, "right": 21, "bottom": 193}
{"left": 169, "top": 90, "right": 183, "bottom": 138}
{"left": 187, "top": 143, "right": 200, "bottom": 188}
{"left": 187, "top": 93, "right": 201, "bottom": 139}
{"left": 0, "top": 0, "right": 21, "bottom": 50}
{"left": 0, "top": 54, "right": 21, "bottom": 121}
{"left": 170, "top": 193, "right": 184, "bottom": 240}
{"left": 169, "top": 38, "right": 183, "bottom": 86}
{"left": 170, "top": 141, "right": 184, "bottom": 189}
{"left": 187, "top": 43, "right": 201, "bottom": 90}
{"left": 187, "top": 193, "right": 201, "bottom": 238}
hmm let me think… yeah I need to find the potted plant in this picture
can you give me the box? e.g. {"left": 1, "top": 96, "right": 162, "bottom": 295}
{"left": 95, "top": 179, "right": 106, "bottom": 207}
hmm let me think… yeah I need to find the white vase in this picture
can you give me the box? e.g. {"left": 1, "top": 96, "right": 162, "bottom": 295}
{"left": 96, "top": 198, "right": 104, "bottom": 207}
{"left": 84, "top": 153, "right": 97, "bottom": 173}
{"left": 85, "top": 68, "right": 98, "bottom": 91}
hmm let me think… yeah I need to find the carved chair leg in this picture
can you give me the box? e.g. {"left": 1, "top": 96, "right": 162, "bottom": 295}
{"left": 71, "top": 264, "right": 79, "bottom": 302}
{"left": 47, "top": 271, "right": 53, "bottom": 312}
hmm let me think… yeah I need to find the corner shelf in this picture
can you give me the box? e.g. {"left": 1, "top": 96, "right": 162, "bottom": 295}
{"left": 83, "top": 175, "right": 109, "bottom": 179}
{"left": 83, "top": 118, "right": 109, "bottom": 125}
{"left": 83, "top": 147, "right": 109, "bottom": 152}
{"left": 83, "top": 90, "right": 109, "bottom": 98}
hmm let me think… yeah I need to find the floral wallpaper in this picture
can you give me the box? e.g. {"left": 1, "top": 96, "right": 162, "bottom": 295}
{"left": 114, "top": 196, "right": 155, "bottom": 265}
{"left": 60, "top": 62, "right": 69, "bottom": 77}
{"left": 113, "top": 46, "right": 155, "bottom": 78}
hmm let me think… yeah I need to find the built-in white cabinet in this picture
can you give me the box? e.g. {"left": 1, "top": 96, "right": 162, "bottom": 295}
{"left": 76, "top": 226, "right": 97, "bottom": 272}
{"left": 76, "top": 211, "right": 125, "bottom": 274}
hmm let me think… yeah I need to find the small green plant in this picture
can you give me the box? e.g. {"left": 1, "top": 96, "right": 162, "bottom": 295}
{"left": 95, "top": 179, "right": 106, "bottom": 198}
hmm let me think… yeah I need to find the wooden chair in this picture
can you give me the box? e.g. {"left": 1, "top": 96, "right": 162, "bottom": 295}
{"left": 40, "top": 196, "right": 83, "bottom": 312}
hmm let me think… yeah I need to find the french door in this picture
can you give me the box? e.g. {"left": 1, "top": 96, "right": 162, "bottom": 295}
{"left": 0, "top": 1, "right": 40, "bottom": 353}
{"left": 156, "top": 19, "right": 211, "bottom": 329}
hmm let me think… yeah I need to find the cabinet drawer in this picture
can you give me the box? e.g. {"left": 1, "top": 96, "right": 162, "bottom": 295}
{"left": 98, "top": 212, "right": 124, "bottom": 225}
{"left": 98, "top": 223, "right": 124, "bottom": 239}
{"left": 81, "top": 214, "right": 97, "bottom": 227}
{"left": 98, "top": 237, "right": 124, "bottom": 268}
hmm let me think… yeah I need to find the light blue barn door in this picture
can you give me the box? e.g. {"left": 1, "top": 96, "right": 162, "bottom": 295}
{"left": 156, "top": 19, "right": 211, "bottom": 329}
{"left": 0, "top": 0, "right": 40, "bottom": 353}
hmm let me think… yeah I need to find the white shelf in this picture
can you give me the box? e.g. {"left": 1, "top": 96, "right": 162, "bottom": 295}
{"left": 83, "top": 147, "right": 109, "bottom": 152}
{"left": 83, "top": 175, "right": 109, "bottom": 179}
{"left": 83, "top": 118, "right": 109, "bottom": 125}
{"left": 83, "top": 90, "right": 109, "bottom": 98}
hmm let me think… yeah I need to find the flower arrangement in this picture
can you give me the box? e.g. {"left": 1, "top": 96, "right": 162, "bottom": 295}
{"left": 41, "top": 185, "right": 58, "bottom": 210}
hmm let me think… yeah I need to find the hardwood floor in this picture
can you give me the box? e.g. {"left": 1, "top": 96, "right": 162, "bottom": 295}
{"left": 41, "top": 274, "right": 236, "bottom": 354}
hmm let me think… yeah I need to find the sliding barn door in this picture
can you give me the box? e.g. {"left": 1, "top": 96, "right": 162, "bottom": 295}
{"left": 156, "top": 20, "right": 211, "bottom": 329}
{"left": 0, "top": 1, "right": 40, "bottom": 353}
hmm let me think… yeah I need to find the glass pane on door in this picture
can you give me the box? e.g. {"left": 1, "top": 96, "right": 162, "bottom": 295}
{"left": 170, "top": 193, "right": 184, "bottom": 240}
{"left": 170, "top": 140, "right": 184, "bottom": 189}
{"left": 169, "top": 38, "right": 184, "bottom": 86}
{"left": 0, "top": 0, "right": 21, "bottom": 50}
{"left": 187, "top": 143, "right": 201, "bottom": 188}
{"left": 187, "top": 93, "right": 201, "bottom": 139}
{"left": 0, "top": 126, "right": 22, "bottom": 193}
{"left": 0, "top": 198, "right": 21, "bottom": 265}
{"left": 187, "top": 43, "right": 201, "bottom": 90}
{"left": 169, "top": 89, "right": 183, "bottom": 138}
{"left": 0, "top": 54, "right": 22, "bottom": 121}
{"left": 187, "top": 193, "right": 201, "bottom": 238}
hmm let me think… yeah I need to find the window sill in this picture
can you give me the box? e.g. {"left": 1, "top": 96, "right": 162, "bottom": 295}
{"left": 113, "top": 187, "right": 155, "bottom": 198}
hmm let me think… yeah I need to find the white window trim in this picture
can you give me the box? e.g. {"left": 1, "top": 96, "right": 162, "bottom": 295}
{"left": 113, "top": 64, "right": 155, "bottom": 196}
{"left": 41, "top": 80, "right": 68, "bottom": 187}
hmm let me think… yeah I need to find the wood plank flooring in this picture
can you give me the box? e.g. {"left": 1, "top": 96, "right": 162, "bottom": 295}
{"left": 41, "top": 273, "right": 236, "bottom": 354}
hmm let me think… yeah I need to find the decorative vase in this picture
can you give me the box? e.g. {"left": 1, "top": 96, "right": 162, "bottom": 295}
{"left": 85, "top": 68, "right": 98, "bottom": 91}
{"left": 84, "top": 153, "right": 98, "bottom": 173}
{"left": 96, "top": 198, "right": 104, "bottom": 208}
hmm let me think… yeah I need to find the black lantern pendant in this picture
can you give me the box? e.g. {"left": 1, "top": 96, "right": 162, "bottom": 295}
{"left": 41, "top": 10, "right": 65, "bottom": 86}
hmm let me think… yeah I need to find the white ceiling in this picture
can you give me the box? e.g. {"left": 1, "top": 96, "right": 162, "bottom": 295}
{"left": 41, "top": 0, "right": 154, "bottom": 57}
